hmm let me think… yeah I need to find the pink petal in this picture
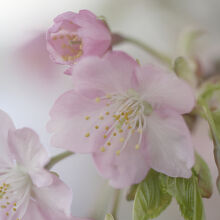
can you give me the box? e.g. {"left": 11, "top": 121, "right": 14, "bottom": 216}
{"left": 47, "top": 10, "right": 111, "bottom": 68}
{"left": 32, "top": 174, "right": 72, "bottom": 217}
{"left": 146, "top": 108, "right": 194, "bottom": 178}
{"left": 93, "top": 132, "right": 150, "bottom": 188}
{"left": 1, "top": 194, "right": 30, "bottom": 220}
{"left": 48, "top": 90, "right": 112, "bottom": 153}
{"left": 135, "top": 64, "right": 195, "bottom": 114}
{"left": 29, "top": 168, "right": 53, "bottom": 187}
{"left": 72, "top": 51, "right": 138, "bottom": 96}
{"left": 54, "top": 11, "right": 77, "bottom": 23}
{"left": 8, "top": 128, "right": 52, "bottom": 187}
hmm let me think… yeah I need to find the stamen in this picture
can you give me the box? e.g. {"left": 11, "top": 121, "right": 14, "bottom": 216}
{"left": 106, "top": 94, "right": 112, "bottom": 99}
{"left": 116, "top": 150, "right": 121, "bottom": 156}
{"left": 85, "top": 133, "right": 90, "bottom": 137}
{"left": 82, "top": 89, "right": 152, "bottom": 157}
{"left": 120, "top": 137, "right": 124, "bottom": 143}
{"left": 95, "top": 97, "right": 100, "bottom": 103}
{"left": 135, "top": 144, "right": 140, "bottom": 150}
{"left": 119, "top": 129, "right": 123, "bottom": 133}
{"left": 99, "top": 116, "right": 104, "bottom": 120}
{"left": 100, "top": 147, "right": 106, "bottom": 152}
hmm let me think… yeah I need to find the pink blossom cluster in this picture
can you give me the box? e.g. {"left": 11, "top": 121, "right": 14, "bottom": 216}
{"left": 47, "top": 10, "right": 195, "bottom": 187}
{"left": 0, "top": 110, "right": 90, "bottom": 220}
{"left": 0, "top": 9, "right": 195, "bottom": 219}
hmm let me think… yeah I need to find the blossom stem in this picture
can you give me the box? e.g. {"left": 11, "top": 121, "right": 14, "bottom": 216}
{"left": 45, "top": 151, "right": 74, "bottom": 170}
{"left": 111, "top": 189, "right": 121, "bottom": 220}
{"left": 113, "top": 34, "right": 172, "bottom": 67}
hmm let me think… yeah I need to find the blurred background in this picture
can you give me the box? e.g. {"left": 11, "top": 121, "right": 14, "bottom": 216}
{"left": 0, "top": 0, "right": 220, "bottom": 219}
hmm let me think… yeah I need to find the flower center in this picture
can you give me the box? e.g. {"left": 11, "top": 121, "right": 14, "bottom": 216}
{"left": 0, "top": 165, "right": 31, "bottom": 219}
{"left": 84, "top": 89, "right": 153, "bottom": 155}
{"left": 52, "top": 30, "right": 83, "bottom": 62}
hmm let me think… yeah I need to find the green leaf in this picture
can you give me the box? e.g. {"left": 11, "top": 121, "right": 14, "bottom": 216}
{"left": 174, "top": 56, "right": 197, "bottom": 87}
{"left": 212, "top": 110, "right": 220, "bottom": 134}
{"left": 200, "top": 83, "right": 220, "bottom": 102}
{"left": 133, "top": 170, "right": 172, "bottom": 220}
{"left": 105, "top": 214, "right": 114, "bottom": 220}
{"left": 194, "top": 153, "right": 213, "bottom": 198}
{"left": 198, "top": 90, "right": 220, "bottom": 193}
{"left": 159, "top": 174, "right": 205, "bottom": 220}
{"left": 126, "top": 184, "right": 138, "bottom": 201}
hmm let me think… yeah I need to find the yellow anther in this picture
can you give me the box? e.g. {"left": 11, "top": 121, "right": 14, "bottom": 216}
{"left": 6, "top": 212, "right": 9, "bottom": 216}
{"left": 95, "top": 97, "right": 101, "bottom": 103}
{"left": 103, "top": 134, "right": 107, "bottom": 139}
{"left": 107, "top": 142, "right": 111, "bottom": 146}
{"left": 106, "top": 103, "right": 110, "bottom": 106}
{"left": 113, "top": 132, "right": 117, "bottom": 136}
{"left": 119, "top": 129, "right": 123, "bottom": 133}
{"left": 116, "top": 150, "right": 121, "bottom": 156}
{"left": 68, "top": 56, "right": 74, "bottom": 61}
{"left": 121, "top": 112, "right": 124, "bottom": 116}
{"left": 1, "top": 205, "right": 6, "bottom": 208}
{"left": 138, "top": 129, "right": 142, "bottom": 134}
{"left": 114, "top": 115, "right": 120, "bottom": 120}
{"left": 62, "top": 55, "right": 68, "bottom": 61}
{"left": 52, "top": 36, "right": 57, "bottom": 40}
{"left": 127, "top": 110, "right": 133, "bottom": 115}
{"left": 100, "top": 147, "right": 106, "bottom": 152}
{"left": 128, "top": 125, "right": 132, "bottom": 129}
{"left": 85, "top": 116, "right": 90, "bottom": 120}
{"left": 13, "top": 208, "right": 16, "bottom": 211}
{"left": 99, "top": 116, "right": 104, "bottom": 120}
{"left": 106, "top": 94, "right": 112, "bottom": 99}
{"left": 120, "top": 137, "right": 124, "bottom": 143}
{"left": 105, "top": 126, "right": 109, "bottom": 131}
{"left": 135, "top": 144, "right": 140, "bottom": 150}
{"left": 85, "top": 133, "right": 90, "bottom": 137}
{"left": 6, "top": 202, "right": 10, "bottom": 205}
{"left": 95, "top": 125, "right": 99, "bottom": 129}
{"left": 105, "top": 112, "right": 110, "bottom": 115}
{"left": 13, "top": 203, "right": 16, "bottom": 206}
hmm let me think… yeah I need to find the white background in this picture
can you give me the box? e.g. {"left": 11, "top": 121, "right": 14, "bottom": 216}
{"left": 1, "top": 0, "right": 220, "bottom": 219}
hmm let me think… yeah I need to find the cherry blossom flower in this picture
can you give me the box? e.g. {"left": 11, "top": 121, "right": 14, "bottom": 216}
{"left": 48, "top": 51, "right": 195, "bottom": 188}
{"left": 47, "top": 10, "right": 112, "bottom": 75}
{"left": 0, "top": 109, "right": 86, "bottom": 220}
